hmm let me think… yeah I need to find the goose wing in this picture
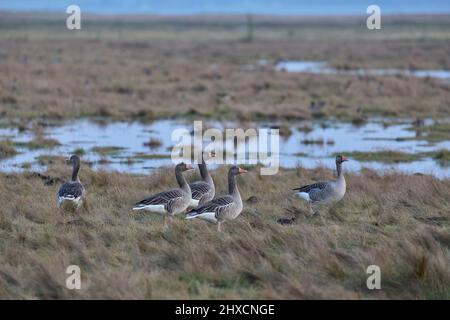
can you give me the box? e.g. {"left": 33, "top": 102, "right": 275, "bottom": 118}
{"left": 293, "top": 181, "right": 330, "bottom": 202}
{"left": 187, "top": 195, "right": 234, "bottom": 220}
{"left": 189, "top": 181, "right": 212, "bottom": 200}
{"left": 58, "top": 181, "right": 84, "bottom": 200}
{"left": 134, "top": 188, "right": 183, "bottom": 207}
{"left": 293, "top": 181, "right": 328, "bottom": 193}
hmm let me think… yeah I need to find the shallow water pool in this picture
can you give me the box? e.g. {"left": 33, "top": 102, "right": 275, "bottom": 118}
{"left": 0, "top": 118, "right": 449, "bottom": 178}
{"left": 275, "top": 60, "right": 450, "bottom": 81}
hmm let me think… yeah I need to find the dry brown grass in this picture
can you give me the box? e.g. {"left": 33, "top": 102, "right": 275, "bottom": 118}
{"left": 1, "top": 14, "right": 450, "bottom": 123}
{"left": 0, "top": 160, "right": 449, "bottom": 299}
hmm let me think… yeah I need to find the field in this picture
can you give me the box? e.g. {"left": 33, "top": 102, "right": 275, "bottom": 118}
{"left": 0, "top": 13, "right": 450, "bottom": 123}
{"left": 0, "top": 161, "right": 449, "bottom": 299}
{"left": 0, "top": 12, "right": 450, "bottom": 299}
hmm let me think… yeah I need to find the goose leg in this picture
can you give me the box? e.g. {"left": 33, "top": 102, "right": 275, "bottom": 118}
{"left": 217, "top": 221, "right": 222, "bottom": 232}
{"left": 163, "top": 215, "right": 169, "bottom": 228}
{"left": 81, "top": 199, "right": 89, "bottom": 212}
{"left": 308, "top": 202, "right": 314, "bottom": 215}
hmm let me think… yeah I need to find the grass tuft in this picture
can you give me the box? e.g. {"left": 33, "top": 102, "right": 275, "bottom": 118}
{"left": 341, "top": 151, "right": 422, "bottom": 163}
{"left": 0, "top": 140, "right": 17, "bottom": 158}
{"left": 0, "top": 165, "right": 448, "bottom": 299}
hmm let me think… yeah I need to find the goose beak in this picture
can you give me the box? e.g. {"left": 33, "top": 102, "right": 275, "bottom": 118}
{"left": 341, "top": 156, "right": 348, "bottom": 162}
{"left": 238, "top": 168, "right": 248, "bottom": 174}
{"left": 65, "top": 158, "right": 70, "bottom": 164}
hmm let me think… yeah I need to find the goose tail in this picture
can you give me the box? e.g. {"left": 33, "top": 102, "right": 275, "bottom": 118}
{"left": 185, "top": 209, "right": 199, "bottom": 219}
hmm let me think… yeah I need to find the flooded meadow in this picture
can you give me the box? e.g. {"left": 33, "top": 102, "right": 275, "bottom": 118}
{"left": 1, "top": 118, "right": 449, "bottom": 177}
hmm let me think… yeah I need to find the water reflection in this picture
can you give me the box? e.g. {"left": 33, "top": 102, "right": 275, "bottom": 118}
{"left": 0, "top": 119, "right": 449, "bottom": 178}
{"left": 275, "top": 60, "right": 450, "bottom": 81}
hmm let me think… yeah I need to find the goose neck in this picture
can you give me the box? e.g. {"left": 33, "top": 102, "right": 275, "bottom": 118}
{"left": 336, "top": 162, "right": 343, "bottom": 179}
{"left": 198, "top": 158, "right": 212, "bottom": 183}
{"left": 71, "top": 160, "right": 80, "bottom": 181}
{"left": 228, "top": 172, "right": 240, "bottom": 200}
{"left": 175, "top": 168, "right": 190, "bottom": 193}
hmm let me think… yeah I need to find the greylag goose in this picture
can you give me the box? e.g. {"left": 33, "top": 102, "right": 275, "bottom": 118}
{"left": 133, "top": 162, "right": 194, "bottom": 226}
{"left": 293, "top": 155, "right": 348, "bottom": 214}
{"left": 186, "top": 166, "right": 247, "bottom": 232}
{"left": 57, "top": 155, "right": 85, "bottom": 210}
{"left": 189, "top": 151, "right": 216, "bottom": 208}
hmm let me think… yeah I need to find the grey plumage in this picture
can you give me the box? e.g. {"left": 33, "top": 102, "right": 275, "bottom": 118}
{"left": 189, "top": 152, "right": 215, "bottom": 207}
{"left": 134, "top": 188, "right": 185, "bottom": 214}
{"left": 58, "top": 181, "right": 84, "bottom": 200}
{"left": 293, "top": 155, "right": 348, "bottom": 212}
{"left": 57, "top": 155, "right": 85, "bottom": 209}
{"left": 190, "top": 181, "right": 213, "bottom": 201}
{"left": 294, "top": 181, "right": 331, "bottom": 202}
{"left": 188, "top": 195, "right": 235, "bottom": 221}
{"left": 133, "top": 162, "right": 194, "bottom": 226}
{"left": 186, "top": 166, "right": 247, "bottom": 232}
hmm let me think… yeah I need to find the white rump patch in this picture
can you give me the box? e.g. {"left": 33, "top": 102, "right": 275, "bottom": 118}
{"left": 189, "top": 199, "right": 200, "bottom": 208}
{"left": 186, "top": 212, "right": 217, "bottom": 223}
{"left": 132, "top": 204, "right": 166, "bottom": 214}
{"left": 58, "top": 196, "right": 81, "bottom": 205}
{"left": 58, "top": 196, "right": 82, "bottom": 209}
{"left": 296, "top": 192, "right": 311, "bottom": 202}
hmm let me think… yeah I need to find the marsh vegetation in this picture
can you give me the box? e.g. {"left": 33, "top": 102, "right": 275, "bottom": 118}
{"left": 1, "top": 14, "right": 450, "bottom": 122}
{"left": 0, "top": 163, "right": 449, "bottom": 299}
{"left": 0, "top": 12, "right": 449, "bottom": 300}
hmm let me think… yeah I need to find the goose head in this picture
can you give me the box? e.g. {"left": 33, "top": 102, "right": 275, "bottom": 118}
{"left": 335, "top": 155, "right": 348, "bottom": 165}
{"left": 176, "top": 162, "right": 194, "bottom": 172}
{"left": 66, "top": 154, "right": 80, "bottom": 167}
{"left": 229, "top": 166, "right": 248, "bottom": 176}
